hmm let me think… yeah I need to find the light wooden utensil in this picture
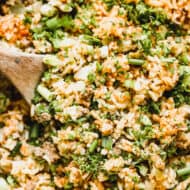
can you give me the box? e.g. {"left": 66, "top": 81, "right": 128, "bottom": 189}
{"left": 0, "top": 48, "right": 44, "bottom": 104}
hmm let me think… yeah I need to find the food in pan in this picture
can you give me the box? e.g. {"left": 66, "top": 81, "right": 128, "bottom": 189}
{"left": 0, "top": 0, "right": 190, "bottom": 189}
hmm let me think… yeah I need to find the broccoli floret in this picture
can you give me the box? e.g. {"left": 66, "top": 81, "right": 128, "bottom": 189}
{"left": 73, "top": 153, "right": 104, "bottom": 177}
{"left": 164, "top": 70, "right": 190, "bottom": 107}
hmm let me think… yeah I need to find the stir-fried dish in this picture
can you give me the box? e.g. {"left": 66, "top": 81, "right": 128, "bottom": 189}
{"left": 0, "top": 0, "right": 190, "bottom": 189}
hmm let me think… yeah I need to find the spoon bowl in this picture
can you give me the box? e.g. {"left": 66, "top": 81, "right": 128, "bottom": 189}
{"left": 0, "top": 47, "right": 44, "bottom": 104}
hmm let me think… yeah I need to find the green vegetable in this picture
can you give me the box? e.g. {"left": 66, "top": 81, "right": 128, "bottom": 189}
{"left": 177, "top": 166, "right": 190, "bottom": 177}
{"left": 82, "top": 35, "right": 102, "bottom": 46}
{"left": 133, "top": 124, "right": 153, "bottom": 147}
{"left": 125, "top": 79, "right": 135, "bottom": 89}
{"left": 138, "top": 34, "right": 152, "bottom": 54}
{"left": 141, "top": 100, "right": 161, "bottom": 114}
{"left": 139, "top": 115, "right": 152, "bottom": 126}
{"left": 46, "top": 16, "right": 73, "bottom": 30}
{"left": 35, "top": 103, "right": 49, "bottom": 115}
{"left": 23, "top": 16, "right": 32, "bottom": 24}
{"left": 125, "top": 1, "right": 167, "bottom": 25}
{"left": 51, "top": 38, "right": 63, "bottom": 49}
{"left": 63, "top": 183, "right": 73, "bottom": 190}
{"left": 132, "top": 176, "right": 140, "bottom": 183}
{"left": 103, "top": 0, "right": 117, "bottom": 10}
{"left": 148, "top": 101, "right": 160, "bottom": 114}
{"left": 0, "top": 93, "right": 10, "bottom": 113}
{"left": 43, "top": 55, "right": 62, "bottom": 66}
{"left": 67, "top": 133, "right": 76, "bottom": 140}
{"left": 10, "top": 142, "right": 22, "bottom": 156}
{"left": 187, "top": 120, "right": 190, "bottom": 132}
{"left": 102, "top": 136, "right": 113, "bottom": 150}
{"left": 164, "top": 71, "right": 190, "bottom": 107}
{"left": 179, "top": 66, "right": 190, "bottom": 76}
{"left": 73, "top": 153, "right": 103, "bottom": 177}
{"left": 166, "top": 145, "right": 177, "bottom": 157}
{"left": 96, "top": 62, "right": 103, "bottom": 73}
{"left": 105, "top": 92, "right": 111, "bottom": 100}
{"left": 179, "top": 53, "right": 189, "bottom": 65}
{"left": 42, "top": 72, "right": 52, "bottom": 82}
{"left": 89, "top": 139, "right": 98, "bottom": 153}
{"left": 30, "top": 123, "right": 40, "bottom": 139}
{"left": 7, "top": 175, "right": 18, "bottom": 186}
{"left": 128, "top": 58, "right": 145, "bottom": 66}
{"left": 50, "top": 100, "right": 62, "bottom": 112}
{"left": 137, "top": 165, "right": 148, "bottom": 176}
{"left": 90, "top": 98, "right": 99, "bottom": 110}
{"left": 31, "top": 26, "right": 43, "bottom": 34}
{"left": 182, "top": 74, "right": 190, "bottom": 92}
{"left": 161, "top": 57, "right": 176, "bottom": 63}
{"left": 37, "top": 85, "right": 53, "bottom": 102}
{"left": 87, "top": 73, "right": 96, "bottom": 84}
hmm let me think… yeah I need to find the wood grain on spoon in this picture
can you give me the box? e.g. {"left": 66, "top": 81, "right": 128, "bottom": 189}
{"left": 0, "top": 48, "right": 44, "bottom": 104}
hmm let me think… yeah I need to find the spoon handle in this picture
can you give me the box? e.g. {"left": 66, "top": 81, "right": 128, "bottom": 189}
{"left": 0, "top": 48, "right": 44, "bottom": 104}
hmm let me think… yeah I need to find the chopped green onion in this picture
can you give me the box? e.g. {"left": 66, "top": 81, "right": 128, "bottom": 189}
{"left": 182, "top": 74, "right": 190, "bottom": 92}
{"left": 51, "top": 100, "right": 62, "bottom": 112}
{"left": 0, "top": 93, "right": 10, "bottom": 114}
{"left": 161, "top": 57, "right": 176, "bottom": 63}
{"left": 96, "top": 62, "right": 103, "bottom": 73}
{"left": 35, "top": 103, "right": 49, "bottom": 115}
{"left": 177, "top": 166, "right": 190, "bottom": 176}
{"left": 7, "top": 175, "right": 17, "bottom": 186}
{"left": 128, "top": 58, "right": 145, "bottom": 66}
{"left": 67, "top": 133, "right": 76, "bottom": 140}
{"left": 138, "top": 34, "right": 152, "bottom": 54}
{"left": 10, "top": 142, "right": 22, "bottom": 156}
{"left": 87, "top": 73, "right": 96, "bottom": 84}
{"left": 46, "top": 16, "right": 73, "bottom": 30}
{"left": 23, "top": 16, "right": 32, "bottom": 24}
{"left": 43, "top": 55, "right": 62, "bottom": 66}
{"left": 63, "top": 183, "right": 73, "bottom": 190}
{"left": 89, "top": 139, "right": 98, "bottom": 153}
{"left": 140, "top": 115, "right": 152, "bottom": 126}
{"left": 46, "top": 17, "right": 60, "bottom": 29}
{"left": 37, "top": 85, "right": 53, "bottom": 102}
{"left": 30, "top": 124, "right": 40, "bottom": 139}
{"left": 49, "top": 164, "right": 57, "bottom": 174}
{"left": 179, "top": 66, "right": 190, "bottom": 76}
{"left": 31, "top": 26, "right": 43, "bottom": 34}
{"left": 82, "top": 35, "right": 102, "bottom": 46}
{"left": 179, "top": 53, "right": 189, "bottom": 65}
{"left": 137, "top": 165, "right": 148, "bottom": 176}
{"left": 125, "top": 79, "right": 135, "bottom": 89}
{"left": 51, "top": 38, "right": 63, "bottom": 49}
{"left": 102, "top": 136, "right": 113, "bottom": 150}
{"left": 105, "top": 92, "right": 111, "bottom": 100}
{"left": 149, "top": 101, "right": 161, "bottom": 114}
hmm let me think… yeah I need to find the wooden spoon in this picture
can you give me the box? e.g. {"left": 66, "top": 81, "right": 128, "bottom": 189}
{"left": 0, "top": 48, "right": 44, "bottom": 104}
